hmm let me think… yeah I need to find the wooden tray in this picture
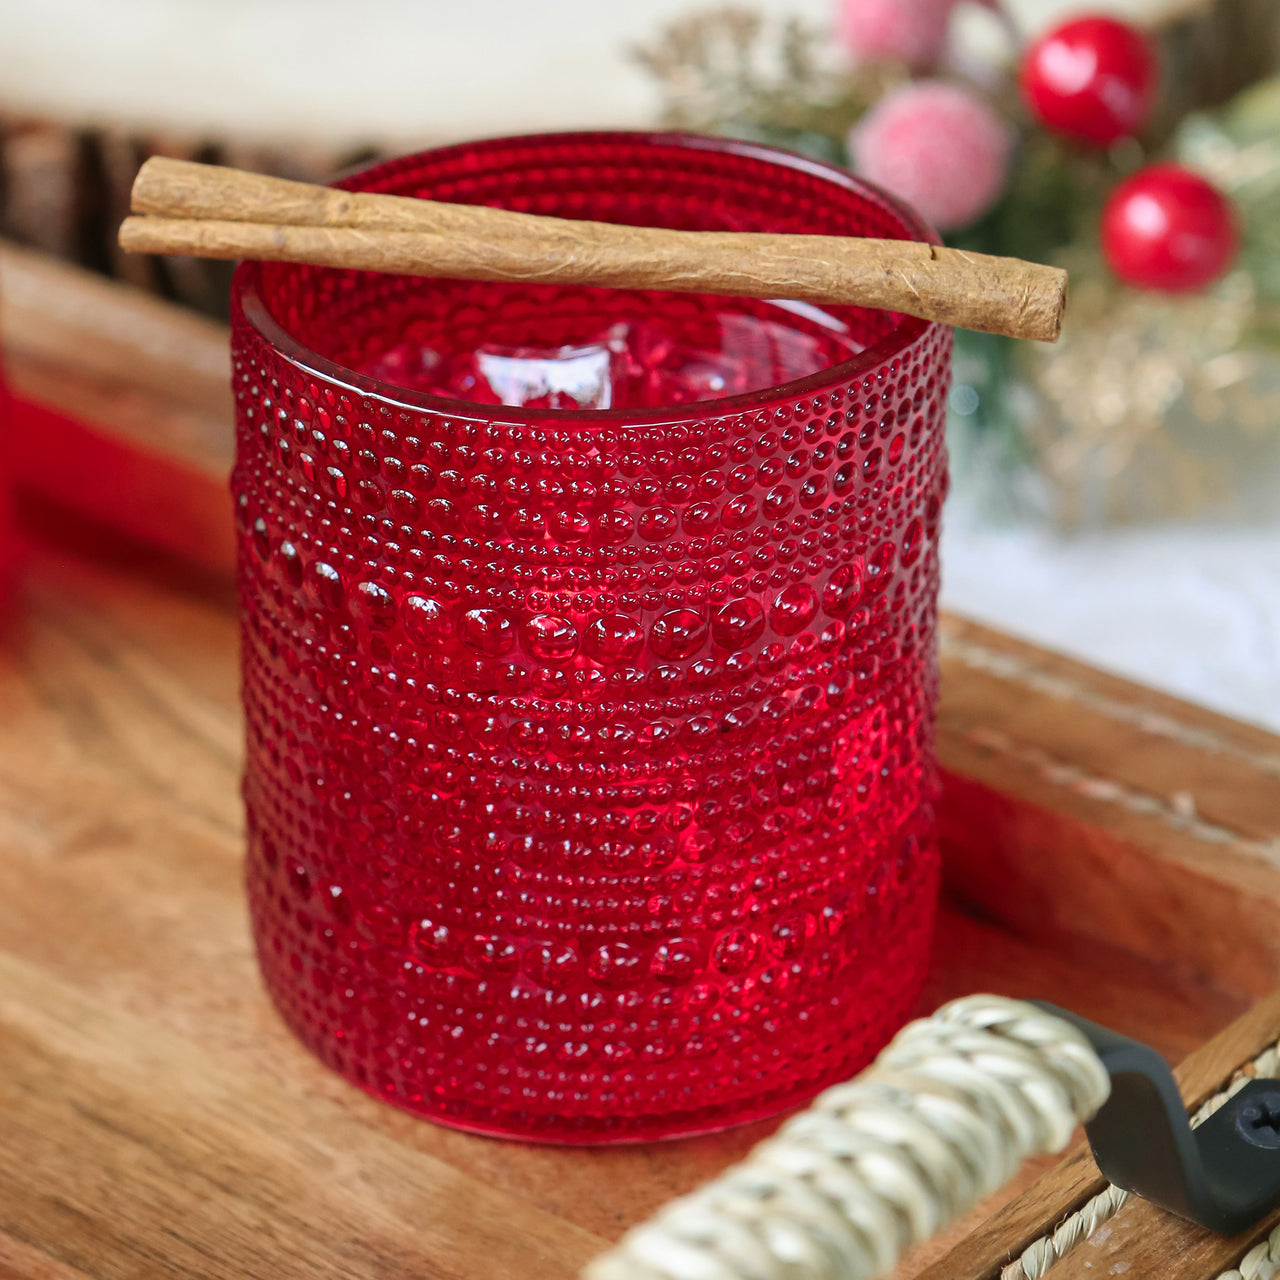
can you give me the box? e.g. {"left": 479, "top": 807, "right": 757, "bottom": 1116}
{"left": 3, "top": 241, "right": 1280, "bottom": 1279}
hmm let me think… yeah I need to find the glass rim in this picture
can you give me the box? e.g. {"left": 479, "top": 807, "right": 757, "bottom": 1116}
{"left": 234, "top": 129, "right": 939, "bottom": 427}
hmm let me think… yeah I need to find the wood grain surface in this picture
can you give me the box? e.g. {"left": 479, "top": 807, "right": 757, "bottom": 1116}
{"left": 4, "top": 245, "right": 1280, "bottom": 1279}
{"left": 1049, "top": 1198, "right": 1280, "bottom": 1280}
{"left": 0, "top": 514, "right": 1273, "bottom": 1278}
{"left": 937, "top": 620, "right": 1280, "bottom": 1001}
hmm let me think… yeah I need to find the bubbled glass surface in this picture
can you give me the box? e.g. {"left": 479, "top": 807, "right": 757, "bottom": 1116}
{"left": 230, "top": 132, "right": 951, "bottom": 1143}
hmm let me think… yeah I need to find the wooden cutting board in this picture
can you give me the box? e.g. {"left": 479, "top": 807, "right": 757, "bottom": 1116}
{"left": 2, "top": 239, "right": 1280, "bottom": 1279}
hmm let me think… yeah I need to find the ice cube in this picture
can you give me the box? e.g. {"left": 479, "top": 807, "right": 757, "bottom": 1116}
{"left": 356, "top": 304, "right": 858, "bottom": 408}
{"left": 363, "top": 339, "right": 443, "bottom": 390}
{"left": 473, "top": 342, "right": 616, "bottom": 410}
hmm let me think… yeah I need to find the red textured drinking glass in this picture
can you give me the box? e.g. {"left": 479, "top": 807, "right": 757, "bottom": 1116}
{"left": 230, "top": 132, "right": 951, "bottom": 1142}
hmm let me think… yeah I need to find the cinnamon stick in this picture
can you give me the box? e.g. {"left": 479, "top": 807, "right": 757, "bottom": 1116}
{"left": 121, "top": 156, "right": 1067, "bottom": 343}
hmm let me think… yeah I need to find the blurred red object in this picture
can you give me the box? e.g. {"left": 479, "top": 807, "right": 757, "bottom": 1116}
{"left": 1101, "top": 163, "right": 1239, "bottom": 292}
{"left": 0, "top": 239, "right": 234, "bottom": 577}
{"left": 1021, "top": 14, "right": 1157, "bottom": 146}
{"left": 0, "top": 351, "right": 14, "bottom": 598}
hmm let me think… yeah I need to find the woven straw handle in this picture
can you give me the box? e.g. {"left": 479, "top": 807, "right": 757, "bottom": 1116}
{"left": 584, "top": 996, "right": 1112, "bottom": 1280}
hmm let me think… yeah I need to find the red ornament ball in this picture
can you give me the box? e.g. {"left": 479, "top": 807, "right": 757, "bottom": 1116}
{"left": 1101, "top": 164, "right": 1239, "bottom": 293}
{"left": 1021, "top": 15, "right": 1157, "bottom": 146}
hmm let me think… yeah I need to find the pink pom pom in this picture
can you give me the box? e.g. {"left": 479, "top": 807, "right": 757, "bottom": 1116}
{"left": 837, "top": 0, "right": 959, "bottom": 68}
{"left": 849, "top": 81, "right": 1013, "bottom": 231}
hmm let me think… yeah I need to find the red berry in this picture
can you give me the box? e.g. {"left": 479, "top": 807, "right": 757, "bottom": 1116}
{"left": 1021, "top": 15, "right": 1157, "bottom": 146}
{"left": 1100, "top": 164, "right": 1238, "bottom": 292}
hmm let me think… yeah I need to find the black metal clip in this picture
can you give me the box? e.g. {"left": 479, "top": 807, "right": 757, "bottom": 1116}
{"left": 1038, "top": 1004, "right": 1280, "bottom": 1235}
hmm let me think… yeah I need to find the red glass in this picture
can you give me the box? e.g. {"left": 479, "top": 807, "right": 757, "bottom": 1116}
{"left": 0, "top": 358, "right": 13, "bottom": 603}
{"left": 230, "top": 132, "right": 951, "bottom": 1142}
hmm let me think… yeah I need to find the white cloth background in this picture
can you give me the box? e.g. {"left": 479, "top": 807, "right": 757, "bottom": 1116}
{"left": 0, "top": 0, "right": 1171, "bottom": 144}
{"left": 3, "top": 0, "right": 1276, "bottom": 731}
{"left": 943, "top": 504, "right": 1280, "bottom": 731}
